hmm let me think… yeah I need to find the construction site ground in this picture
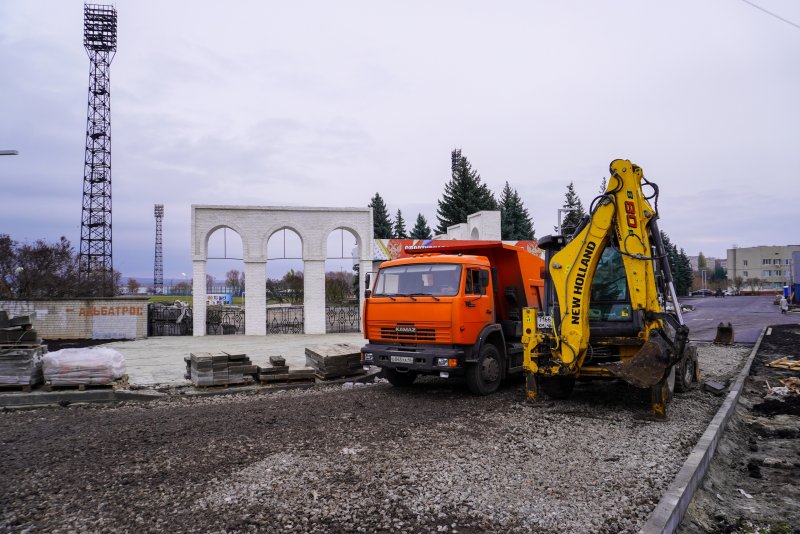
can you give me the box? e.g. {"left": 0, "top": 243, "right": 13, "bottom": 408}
{"left": 0, "top": 295, "right": 797, "bottom": 532}
{"left": 679, "top": 323, "right": 800, "bottom": 533}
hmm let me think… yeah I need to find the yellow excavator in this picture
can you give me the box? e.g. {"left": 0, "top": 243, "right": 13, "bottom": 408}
{"left": 522, "top": 159, "right": 699, "bottom": 418}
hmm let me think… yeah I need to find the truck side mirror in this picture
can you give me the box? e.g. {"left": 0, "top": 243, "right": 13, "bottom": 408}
{"left": 365, "top": 272, "right": 371, "bottom": 289}
{"left": 364, "top": 289, "right": 371, "bottom": 298}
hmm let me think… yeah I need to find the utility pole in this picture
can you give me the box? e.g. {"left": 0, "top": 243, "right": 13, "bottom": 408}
{"left": 154, "top": 205, "right": 164, "bottom": 295}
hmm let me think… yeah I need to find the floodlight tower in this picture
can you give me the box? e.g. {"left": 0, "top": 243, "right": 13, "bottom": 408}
{"left": 154, "top": 204, "right": 164, "bottom": 294}
{"left": 79, "top": 3, "right": 117, "bottom": 295}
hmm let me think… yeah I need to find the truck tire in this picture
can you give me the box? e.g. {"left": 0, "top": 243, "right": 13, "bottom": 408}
{"left": 383, "top": 368, "right": 418, "bottom": 387}
{"left": 540, "top": 376, "right": 576, "bottom": 399}
{"left": 466, "top": 343, "right": 503, "bottom": 395}
{"left": 674, "top": 345, "right": 698, "bottom": 393}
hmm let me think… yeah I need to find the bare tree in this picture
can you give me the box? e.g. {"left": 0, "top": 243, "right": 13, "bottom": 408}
{"left": 126, "top": 278, "right": 141, "bottom": 294}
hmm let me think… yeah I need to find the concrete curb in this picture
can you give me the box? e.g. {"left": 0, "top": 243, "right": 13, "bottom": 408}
{"left": 0, "top": 368, "right": 381, "bottom": 408}
{"left": 641, "top": 328, "right": 767, "bottom": 534}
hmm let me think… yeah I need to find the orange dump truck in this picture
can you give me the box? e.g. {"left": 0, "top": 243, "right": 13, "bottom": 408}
{"left": 360, "top": 242, "right": 544, "bottom": 394}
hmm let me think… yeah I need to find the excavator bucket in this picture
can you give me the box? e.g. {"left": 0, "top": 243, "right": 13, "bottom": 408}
{"left": 604, "top": 333, "right": 672, "bottom": 388}
{"left": 713, "top": 322, "right": 735, "bottom": 345}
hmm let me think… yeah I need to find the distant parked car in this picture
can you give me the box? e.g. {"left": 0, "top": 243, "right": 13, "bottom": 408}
{"left": 691, "top": 289, "right": 714, "bottom": 297}
{"left": 723, "top": 289, "right": 738, "bottom": 296}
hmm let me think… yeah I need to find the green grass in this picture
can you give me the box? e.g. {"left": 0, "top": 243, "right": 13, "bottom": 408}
{"left": 149, "top": 296, "right": 192, "bottom": 305}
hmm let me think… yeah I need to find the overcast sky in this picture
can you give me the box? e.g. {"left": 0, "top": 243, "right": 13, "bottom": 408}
{"left": 1, "top": 0, "right": 798, "bottom": 282}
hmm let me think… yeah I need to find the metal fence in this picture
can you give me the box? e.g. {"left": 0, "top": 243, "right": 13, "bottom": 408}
{"left": 206, "top": 306, "right": 245, "bottom": 335}
{"left": 266, "top": 306, "right": 305, "bottom": 334}
{"left": 147, "top": 303, "right": 193, "bottom": 336}
{"left": 325, "top": 306, "right": 361, "bottom": 333}
{"left": 148, "top": 304, "right": 360, "bottom": 336}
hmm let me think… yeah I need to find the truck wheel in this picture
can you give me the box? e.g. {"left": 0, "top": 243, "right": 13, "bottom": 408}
{"left": 540, "top": 376, "right": 576, "bottom": 399}
{"left": 466, "top": 344, "right": 503, "bottom": 395}
{"left": 382, "top": 368, "right": 418, "bottom": 387}
{"left": 674, "top": 345, "right": 698, "bottom": 393}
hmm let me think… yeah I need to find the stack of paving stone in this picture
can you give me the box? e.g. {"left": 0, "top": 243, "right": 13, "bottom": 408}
{"left": 0, "top": 311, "right": 45, "bottom": 388}
{"left": 305, "top": 343, "right": 365, "bottom": 380}
{"left": 185, "top": 352, "right": 257, "bottom": 387}
{"left": 257, "top": 355, "right": 315, "bottom": 384}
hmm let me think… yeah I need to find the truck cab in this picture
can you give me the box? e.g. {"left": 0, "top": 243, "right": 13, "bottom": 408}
{"left": 361, "top": 243, "right": 544, "bottom": 395}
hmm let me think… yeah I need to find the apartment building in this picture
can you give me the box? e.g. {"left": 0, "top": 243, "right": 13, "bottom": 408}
{"left": 727, "top": 245, "right": 800, "bottom": 290}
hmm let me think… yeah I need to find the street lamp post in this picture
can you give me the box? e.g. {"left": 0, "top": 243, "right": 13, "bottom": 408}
{"left": 556, "top": 208, "right": 578, "bottom": 236}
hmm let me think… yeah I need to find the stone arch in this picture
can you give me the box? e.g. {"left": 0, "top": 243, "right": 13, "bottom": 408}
{"left": 470, "top": 227, "right": 480, "bottom": 240}
{"left": 191, "top": 206, "right": 373, "bottom": 336}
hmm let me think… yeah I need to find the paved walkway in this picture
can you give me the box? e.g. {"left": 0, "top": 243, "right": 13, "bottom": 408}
{"left": 104, "top": 333, "right": 367, "bottom": 387}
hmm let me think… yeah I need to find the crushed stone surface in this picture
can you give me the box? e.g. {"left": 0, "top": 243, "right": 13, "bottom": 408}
{"left": 0, "top": 344, "right": 750, "bottom": 533}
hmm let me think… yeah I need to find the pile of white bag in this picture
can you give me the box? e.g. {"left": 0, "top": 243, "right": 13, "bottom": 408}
{"left": 43, "top": 347, "right": 126, "bottom": 386}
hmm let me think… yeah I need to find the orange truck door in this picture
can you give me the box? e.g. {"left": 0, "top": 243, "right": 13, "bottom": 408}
{"left": 459, "top": 267, "right": 493, "bottom": 341}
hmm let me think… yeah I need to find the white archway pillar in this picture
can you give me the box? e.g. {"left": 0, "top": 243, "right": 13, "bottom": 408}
{"left": 192, "top": 259, "right": 207, "bottom": 336}
{"left": 304, "top": 259, "right": 326, "bottom": 334}
{"left": 244, "top": 260, "right": 267, "bottom": 335}
{"left": 359, "top": 259, "right": 372, "bottom": 330}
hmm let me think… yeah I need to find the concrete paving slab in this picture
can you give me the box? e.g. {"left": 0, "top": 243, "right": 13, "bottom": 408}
{"left": 105, "top": 333, "right": 366, "bottom": 387}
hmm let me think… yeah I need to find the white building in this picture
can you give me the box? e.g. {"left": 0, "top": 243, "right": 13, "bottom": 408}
{"left": 726, "top": 245, "right": 800, "bottom": 291}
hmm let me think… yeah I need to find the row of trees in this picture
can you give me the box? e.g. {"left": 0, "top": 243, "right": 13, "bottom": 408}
{"left": 1, "top": 234, "right": 121, "bottom": 299}
{"left": 369, "top": 149, "right": 536, "bottom": 241}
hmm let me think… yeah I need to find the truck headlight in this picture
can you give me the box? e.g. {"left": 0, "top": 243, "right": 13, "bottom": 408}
{"left": 363, "top": 353, "right": 374, "bottom": 362}
{"left": 436, "top": 358, "right": 449, "bottom": 367}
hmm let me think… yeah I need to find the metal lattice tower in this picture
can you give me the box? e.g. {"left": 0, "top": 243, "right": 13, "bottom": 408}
{"left": 79, "top": 4, "right": 117, "bottom": 295}
{"left": 153, "top": 204, "right": 164, "bottom": 294}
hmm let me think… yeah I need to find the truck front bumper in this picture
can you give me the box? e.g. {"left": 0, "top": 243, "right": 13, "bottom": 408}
{"left": 361, "top": 343, "right": 467, "bottom": 375}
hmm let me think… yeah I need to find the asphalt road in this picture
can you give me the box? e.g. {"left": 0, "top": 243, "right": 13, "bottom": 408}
{"left": 682, "top": 295, "right": 797, "bottom": 343}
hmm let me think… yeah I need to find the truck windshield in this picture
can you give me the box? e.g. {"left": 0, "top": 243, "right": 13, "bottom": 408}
{"left": 373, "top": 264, "right": 462, "bottom": 297}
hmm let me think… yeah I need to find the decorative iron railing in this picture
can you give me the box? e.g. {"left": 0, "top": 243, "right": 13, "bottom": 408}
{"left": 147, "top": 304, "right": 360, "bottom": 336}
{"left": 325, "top": 306, "right": 360, "bottom": 333}
{"left": 206, "top": 306, "right": 245, "bottom": 335}
{"left": 266, "top": 306, "right": 304, "bottom": 334}
{"left": 147, "top": 303, "right": 192, "bottom": 336}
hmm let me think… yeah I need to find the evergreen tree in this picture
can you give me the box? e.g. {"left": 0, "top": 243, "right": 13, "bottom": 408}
{"left": 392, "top": 209, "right": 408, "bottom": 239}
{"left": 676, "top": 248, "right": 693, "bottom": 296}
{"left": 499, "top": 182, "right": 535, "bottom": 240}
{"left": 435, "top": 149, "right": 498, "bottom": 235}
{"left": 659, "top": 231, "right": 692, "bottom": 296}
{"left": 599, "top": 176, "right": 607, "bottom": 194}
{"left": 368, "top": 193, "right": 392, "bottom": 239}
{"left": 410, "top": 213, "right": 432, "bottom": 240}
{"left": 557, "top": 181, "right": 586, "bottom": 237}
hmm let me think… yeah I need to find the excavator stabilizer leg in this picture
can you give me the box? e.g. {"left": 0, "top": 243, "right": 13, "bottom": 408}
{"left": 713, "top": 322, "right": 735, "bottom": 345}
{"left": 524, "top": 372, "right": 540, "bottom": 401}
{"left": 604, "top": 332, "right": 672, "bottom": 388}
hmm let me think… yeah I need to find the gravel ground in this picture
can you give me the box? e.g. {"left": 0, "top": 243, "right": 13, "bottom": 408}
{"left": 0, "top": 343, "right": 750, "bottom": 533}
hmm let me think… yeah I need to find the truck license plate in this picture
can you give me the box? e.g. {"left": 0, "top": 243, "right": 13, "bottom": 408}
{"left": 536, "top": 315, "right": 553, "bottom": 329}
{"left": 390, "top": 355, "right": 414, "bottom": 364}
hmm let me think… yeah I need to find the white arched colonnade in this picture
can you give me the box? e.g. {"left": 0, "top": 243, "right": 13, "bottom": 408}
{"left": 191, "top": 205, "right": 373, "bottom": 336}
